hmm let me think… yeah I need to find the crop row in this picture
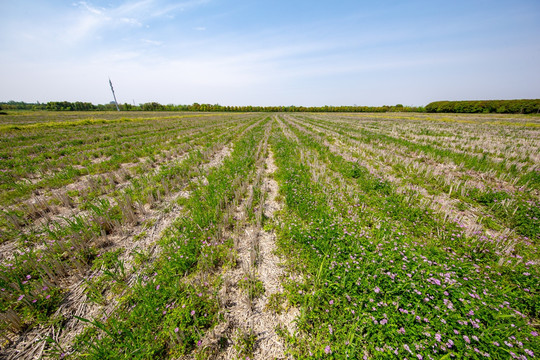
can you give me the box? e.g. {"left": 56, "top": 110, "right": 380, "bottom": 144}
{"left": 1, "top": 116, "right": 247, "bottom": 238}
{"left": 0, "top": 114, "right": 264, "bottom": 357}
{"left": 290, "top": 115, "right": 539, "bottom": 242}
{"left": 270, "top": 116, "right": 538, "bottom": 359}
{"left": 307, "top": 114, "right": 539, "bottom": 186}
{"left": 0, "top": 113, "right": 253, "bottom": 206}
{"left": 69, "top": 118, "right": 270, "bottom": 358}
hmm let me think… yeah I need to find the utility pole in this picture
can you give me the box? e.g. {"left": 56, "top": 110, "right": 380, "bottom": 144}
{"left": 109, "top": 77, "right": 120, "bottom": 111}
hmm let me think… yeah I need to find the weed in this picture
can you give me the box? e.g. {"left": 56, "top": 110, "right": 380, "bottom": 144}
{"left": 233, "top": 328, "right": 257, "bottom": 359}
{"left": 238, "top": 273, "right": 265, "bottom": 299}
{"left": 265, "top": 292, "right": 287, "bottom": 314}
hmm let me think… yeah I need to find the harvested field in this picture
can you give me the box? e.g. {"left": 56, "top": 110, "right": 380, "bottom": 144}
{"left": 0, "top": 112, "right": 538, "bottom": 359}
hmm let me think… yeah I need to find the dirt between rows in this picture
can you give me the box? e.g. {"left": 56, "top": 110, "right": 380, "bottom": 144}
{"left": 304, "top": 114, "right": 528, "bottom": 196}
{"left": 283, "top": 116, "right": 529, "bottom": 258}
{"left": 198, "top": 127, "right": 298, "bottom": 359}
{"left": 1, "top": 143, "right": 234, "bottom": 359}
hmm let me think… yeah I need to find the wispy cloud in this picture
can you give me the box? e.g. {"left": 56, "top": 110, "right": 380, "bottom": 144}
{"left": 150, "top": 0, "right": 210, "bottom": 17}
{"left": 141, "top": 39, "right": 163, "bottom": 46}
{"left": 76, "top": 1, "right": 103, "bottom": 15}
{"left": 63, "top": 0, "right": 209, "bottom": 44}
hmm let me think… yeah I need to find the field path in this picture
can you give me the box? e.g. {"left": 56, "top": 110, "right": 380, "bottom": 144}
{"left": 249, "top": 149, "right": 298, "bottom": 359}
{"left": 199, "top": 125, "right": 297, "bottom": 359}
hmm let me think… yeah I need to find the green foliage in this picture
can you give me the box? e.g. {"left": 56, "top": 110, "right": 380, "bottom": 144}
{"left": 270, "top": 121, "right": 539, "bottom": 359}
{"left": 426, "top": 99, "right": 540, "bottom": 114}
{"left": 238, "top": 274, "right": 265, "bottom": 299}
{"left": 1, "top": 101, "right": 427, "bottom": 112}
{"left": 70, "top": 118, "right": 268, "bottom": 358}
{"left": 519, "top": 169, "right": 540, "bottom": 190}
{"left": 141, "top": 102, "right": 165, "bottom": 111}
{"left": 0, "top": 112, "right": 259, "bottom": 344}
{"left": 233, "top": 328, "right": 257, "bottom": 359}
{"left": 265, "top": 292, "right": 288, "bottom": 314}
{"left": 46, "top": 101, "right": 96, "bottom": 111}
{"left": 92, "top": 249, "right": 126, "bottom": 280}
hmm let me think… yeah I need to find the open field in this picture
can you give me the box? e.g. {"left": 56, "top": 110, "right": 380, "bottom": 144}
{"left": 0, "top": 111, "right": 538, "bottom": 359}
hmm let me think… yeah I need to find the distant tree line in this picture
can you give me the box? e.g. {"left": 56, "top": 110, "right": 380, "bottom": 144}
{"left": 138, "top": 103, "right": 424, "bottom": 112}
{"left": 0, "top": 101, "right": 119, "bottom": 111}
{"left": 425, "top": 99, "right": 540, "bottom": 114}
{"left": 2, "top": 99, "right": 539, "bottom": 113}
{"left": 0, "top": 101, "right": 423, "bottom": 113}
{"left": 46, "top": 101, "right": 96, "bottom": 111}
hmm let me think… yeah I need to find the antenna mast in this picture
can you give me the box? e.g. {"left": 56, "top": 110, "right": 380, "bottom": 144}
{"left": 108, "top": 78, "right": 120, "bottom": 111}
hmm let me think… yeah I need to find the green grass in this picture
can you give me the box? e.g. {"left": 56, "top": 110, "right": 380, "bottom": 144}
{"left": 70, "top": 118, "right": 269, "bottom": 358}
{"left": 270, "top": 118, "right": 539, "bottom": 359}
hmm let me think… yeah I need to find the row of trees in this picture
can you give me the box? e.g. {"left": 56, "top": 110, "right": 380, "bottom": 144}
{"left": 46, "top": 101, "right": 96, "bottom": 111}
{"left": 425, "top": 99, "right": 540, "bottom": 114}
{"left": 138, "top": 102, "right": 423, "bottom": 112}
{"left": 2, "top": 100, "right": 539, "bottom": 114}
{"left": 0, "top": 101, "right": 423, "bottom": 113}
{"left": 0, "top": 101, "right": 123, "bottom": 111}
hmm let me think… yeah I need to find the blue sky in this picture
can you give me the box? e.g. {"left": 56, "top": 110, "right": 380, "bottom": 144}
{"left": 1, "top": 0, "right": 539, "bottom": 106}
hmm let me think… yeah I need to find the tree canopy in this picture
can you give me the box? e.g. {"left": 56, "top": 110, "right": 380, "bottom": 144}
{"left": 425, "top": 99, "right": 540, "bottom": 114}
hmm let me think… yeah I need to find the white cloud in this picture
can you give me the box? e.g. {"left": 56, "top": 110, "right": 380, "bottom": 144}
{"left": 75, "top": 1, "right": 104, "bottom": 15}
{"left": 62, "top": 0, "right": 209, "bottom": 44}
{"left": 62, "top": 13, "right": 109, "bottom": 44}
{"left": 150, "top": 0, "right": 211, "bottom": 17}
{"left": 141, "top": 39, "right": 163, "bottom": 46}
{"left": 120, "top": 17, "right": 143, "bottom": 26}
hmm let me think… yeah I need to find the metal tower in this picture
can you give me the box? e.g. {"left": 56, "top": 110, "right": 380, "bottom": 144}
{"left": 109, "top": 78, "right": 120, "bottom": 111}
